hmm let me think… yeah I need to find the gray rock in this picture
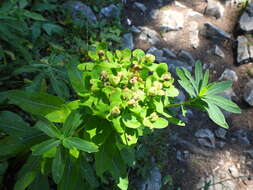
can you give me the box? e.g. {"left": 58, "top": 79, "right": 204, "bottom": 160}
{"left": 217, "top": 140, "right": 226, "bottom": 148}
{"left": 137, "top": 167, "right": 162, "bottom": 190}
{"left": 178, "top": 50, "right": 196, "bottom": 66}
{"left": 174, "top": 1, "right": 187, "bottom": 8}
{"left": 178, "top": 109, "right": 193, "bottom": 123}
{"left": 239, "top": 3, "right": 253, "bottom": 32}
{"left": 66, "top": 1, "right": 97, "bottom": 23}
{"left": 214, "top": 45, "right": 225, "bottom": 58}
{"left": 187, "top": 9, "right": 203, "bottom": 18}
{"left": 245, "top": 149, "right": 253, "bottom": 159}
{"left": 195, "top": 128, "right": 215, "bottom": 148}
{"left": 150, "top": 9, "right": 159, "bottom": 20}
{"left": 219, "top": 69, "right": 238, "bottom": 82}
{"left": 146, "top": 47, "right": 166, "bottom": 62}
{"left": 204, "top": 0, "right": 224, "bottom": 19}
{"left": 233, "top": 129, "right": 251, "bottom": 146}
{"left": 130, "top": 26, "right": 141, "bottom": 33}
{"left": 139, "top": 27, "right": 160, "bottom": 45}
{"left": 244, "top": 79, "right": 253, "bottom": 106}
{"left": 189, "top": 21, "right": 200, "bottom": 49}
{"left": 215, "top": 128, "right": 227, "bottom": 139}
{"left": 167, "top": 59, "right": 192, "bottom": 75}
{"left": 162, "top": 48, "right": 177, "bottom": 59}
{"left": 159, "top": 10, "right": 184, "bottom": 31}
{"left": 237, "top": 36, "right": 251, "bottom": 65}
{"left": 204, "top": 23, "right": 231, "bottom": 41}
{"left": 99, "top": 4, "right": 120, "bottom": 19}
{"left": 134, "top": 2, "right": 147, "bottom": 12}
{"left": 122, "top": 33, "right": 134, "bottom": 50}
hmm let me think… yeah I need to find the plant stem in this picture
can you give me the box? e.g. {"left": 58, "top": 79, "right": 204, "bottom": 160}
{"left": 166, "top": 97, "right": 198, "bottom": 108}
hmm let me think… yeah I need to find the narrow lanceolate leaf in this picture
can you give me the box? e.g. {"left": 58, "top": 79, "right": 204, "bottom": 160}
{"left": 0, "top": 111, "right": 36, "bottom": 137}
{"left": 194, "top": 61, "right": 203, "bottom": 91}
{"left": 182, "top": 68, "right": 198, "bottom": 94}
{"left": 62, "top": 110, "right": 82, "bottom": 137}
{"left": 63, "top": 137, "right": 98, "bottom": 153}
{"left": 204, "top": 103, "right": 229, "bottom": 129}
{"left": 31, "top": 139, "right": 60, "bottom": 156}
{"left": 52, "top": 147, "right": 65, "bottom": 184}
{"left": 66, "top": 58, "right": 87, "bottom": 94}
{"left": 8, "top": 90, "right": 64, "bottom": 116}
{"left": 200, "top": 69, "right": 209, "bottom": 91}
{"left": 176, "top": 68, "right": 196, "bottom": 97}
{"left": 206, "top": 81, "right": 232, "bottom": 95}
{"left": 204, "top": 95, "right": 241, "bottom": 114}
{"left": 14, "top": 171, "right": 37, "bottom": 190}
{"left": 35, "top": 119, "right": 61, "bottom": 138}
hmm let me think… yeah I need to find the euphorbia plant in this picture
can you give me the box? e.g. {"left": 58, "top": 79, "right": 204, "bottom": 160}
{"left": 0, "top": 49, "right": 240, "bottom": 189}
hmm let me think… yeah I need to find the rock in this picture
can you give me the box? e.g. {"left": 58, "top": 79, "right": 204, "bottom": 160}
{"left": 195, "top": 128, "right": 215, "bottom": 148}
{"left": 139, "top": 27, "right": 160, "bottom": 45}
{"left": 178, "top": 50, "right": 196, "bottom": 66}
{"left": 214, "top": 45, "right": 225, "bottom": 58}
{"left": 66, "top": 1, "right": 97, "bottom": 23}
{"left": 150, "top": 9, "right": 159, "bottom": 20}
{"left": 134, "top": 2, "right": 147, "bottom": 12}
{"left": 130, "top": 26, "right": 141, "bottom": 33}
{"left": 174, "top": 1, "right": 187, "bottom": 8}
{"left": 237, "top": 36, "right": 250, "bottom": 64}
{"left": 215, "top": 128, "right": 227, "bottom": 139}
{"left": 245, "top": 149, "right": 253, "bottom": 159}
{"left": 233, "top": 129, "right": 251, "bottom": 146}
{"left": 238, "top": 3, "right": 253, "bottom": 33}
{"left": 217, "top": 140, "right": 226, "bottom": 148}
{"left": 137, "top": 167, "right": 162, "bottom": 190}
{"left": 204, "top": 0, "right": 224, "bottom": 19}
{"left": 189, "top": 21, "right": 200, "bottom": 49}
{"left": 162, "top": 48, "right": 177, "bottom": 59}
{"left": 178, "top": 109, "right": 193, "bottom": 123}
{"left": 244, "top": 79, "right": 253, "bottom": 106}
{"left": 204, "top": 23, "right": 231, "bottom": 41}
{"left": 159, "top": 10, "right": 184, "bottom": 31}
{"left": 122, "top": 33, "right": 134, "bottom": 50}
{"left": 146, "top": 47, "right": 166, "bottom": 62}
{"left": 219, "top": 69, "right": 238, "bottom": 82}
{"left": 99, "top": 4, "right": 120, "bottom": 19}
{"left": 187, "top": 9, "right": 203, "bottom": 18}
{"left": 167, "top": 59, "right": 193, "bottom": 75}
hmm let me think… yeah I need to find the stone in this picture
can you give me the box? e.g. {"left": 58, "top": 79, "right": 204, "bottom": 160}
{"left": 137, "top": 167, "right": 162, "bottom": 190}
{"left": 178, "top": 109, "right": 193, "bottom": 124}
{"left": 99, "top": 4, "right": 120, "bottom": 19}
{"left": 215, "top": 128, "right": 227, "bottom": 139}
{"left": 187, "top": 9, "right": 203, "bottom": 18}
{"left": 146, "top": 47, "right": 166, "bottom": 62}
{"left": 162, "top": 48, "right": 177, "bottom": 59}
{"left": 233, "top": 129, "right": 251, "bottom": 146}
{"left": 130, "top": 26, "right": 141, "bottom": 33}
{"left": 217, "top": 140, "right": 226, "bottom": 148}
{"left": 219, "top": 69, "right": 238, "bottom": 82}
{"left": 66, "top": 1, "right": 97, "bottom": 23}
{"left": 122, "top": 33, "right": 134, "bottom": 50}
{"left": 159, "top": 10, "right": 184, "bottom": 31}
{"left": 139, "top": 27, "right": 160, "bottom": 45}
{"left": 204, "top": 0, "right": 224, "bottom": 19}
{"left": 178, "top": 50, "right": 196, "bottom": 66}
{"left": 167, "top": 59, "right": 193, "bottom": 75}
{"left": 134, "top": 2, "right": 147, "bottom": 12}
{"left": 195, "top": 128, "right": 215, "bottom": 148}
{"left": 244, "top": 79, "right": 253, "bottom": 106}
{"left": 245, "top": 149, "right": 253, "bottom": 159}
{"left": 214, "top": 45, "right": 225, "bottom": 58}
{"left": 189, "top": 21, "right": 200, "bottom": 49}
{"left": 239, "top": 3, "right": 253, "bottom": 32}
{"left": 237, "top": 36, "right": 251, "bottom": 65}
{"left": 174, "top": 1, "right": 187, "bottom": 8}
{"left": 150, "top": 9, "right": 159, "bottom": 20}
{"left": 204, "top": 23, "right": 231, "bottom": 41}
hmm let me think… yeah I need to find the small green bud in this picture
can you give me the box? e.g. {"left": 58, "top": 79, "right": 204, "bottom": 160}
{"left": 150, "top": 112, "right": 158, "bottom": 122}
{"left": 111, "top": 106, "right": 121, "bottom": 116}
{"left": 161, "top": 73, "right": 171, "bottom": 81}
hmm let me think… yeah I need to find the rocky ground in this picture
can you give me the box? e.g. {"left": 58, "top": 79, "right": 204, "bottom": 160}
{"left": 120, "top": 0, "right": 253, "bottom": 189}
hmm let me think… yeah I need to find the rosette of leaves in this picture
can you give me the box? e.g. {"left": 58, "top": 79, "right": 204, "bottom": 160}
{"left": 1, "top": 49, "right": 240, "bottom": 189}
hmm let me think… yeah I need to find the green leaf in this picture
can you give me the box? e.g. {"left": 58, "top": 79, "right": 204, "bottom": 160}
{"left": 52, "top": 147, "right": 65, "bottom": 184}
{"left": 122, "top": 113, "right": 141, "bottom": 129}
{"left": 35, "top": 119, "right": 61, "bottom": 138}
{"left": 31, "top": 139, "right": 60, "bottom": 156}
{"left": 194, "top": 61, "right": 203, "bottom": 91}
{"left": 200, "top": 69, "right": 209, "bottom": 90}
{"left": 42, "top": 23, "right": 63, "bottom": 35}
{"left": 66, "top": 58, "right": 87, "bottom": 94}
{"left": 117, "top": 176, "right": 129, "bottom": 190}
{"left": 8, "top": 90, "right": 64, "bottom": 116}
{"left": 205, "top": 103, "right": 229, "bottom": 129}
{"left": 63, "top": 137, "right": 98, "bottom": 153}
{"left": 133, "top": 49, "right": 145, "bottom": 60}
{"left": 62, "top": 110, "right": 82, "bottom": 137}
{"left": 203, "top": 95, "right": 241, "bottom": 114}
{"left": 29, "top": 174, "right": 50, "bottom": 190}
{"left": 23, "top": 10, "right": 46, "bottom": 21}
{"left": 152, "top": 117, "right": 168, "bottom": 129}
{"left": 0, "top": 111, "right": 37, "bottom": 137}
{"left": 156, "top": 63, "right": 168, "bottom": 77}
{"left": 176, "top": 68, "right": 196, "bottom": 97}
{"left": 182, "top": 67, "right": 198, "bottom": 94}
{"left": 206, "top": 81, "right": 232, "bottom": 95}
{"left": 88, "top": 51, "right": 99, "bottom": 61}
{"left": 14, "top": 171, "right": 37, "bottom": 190}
